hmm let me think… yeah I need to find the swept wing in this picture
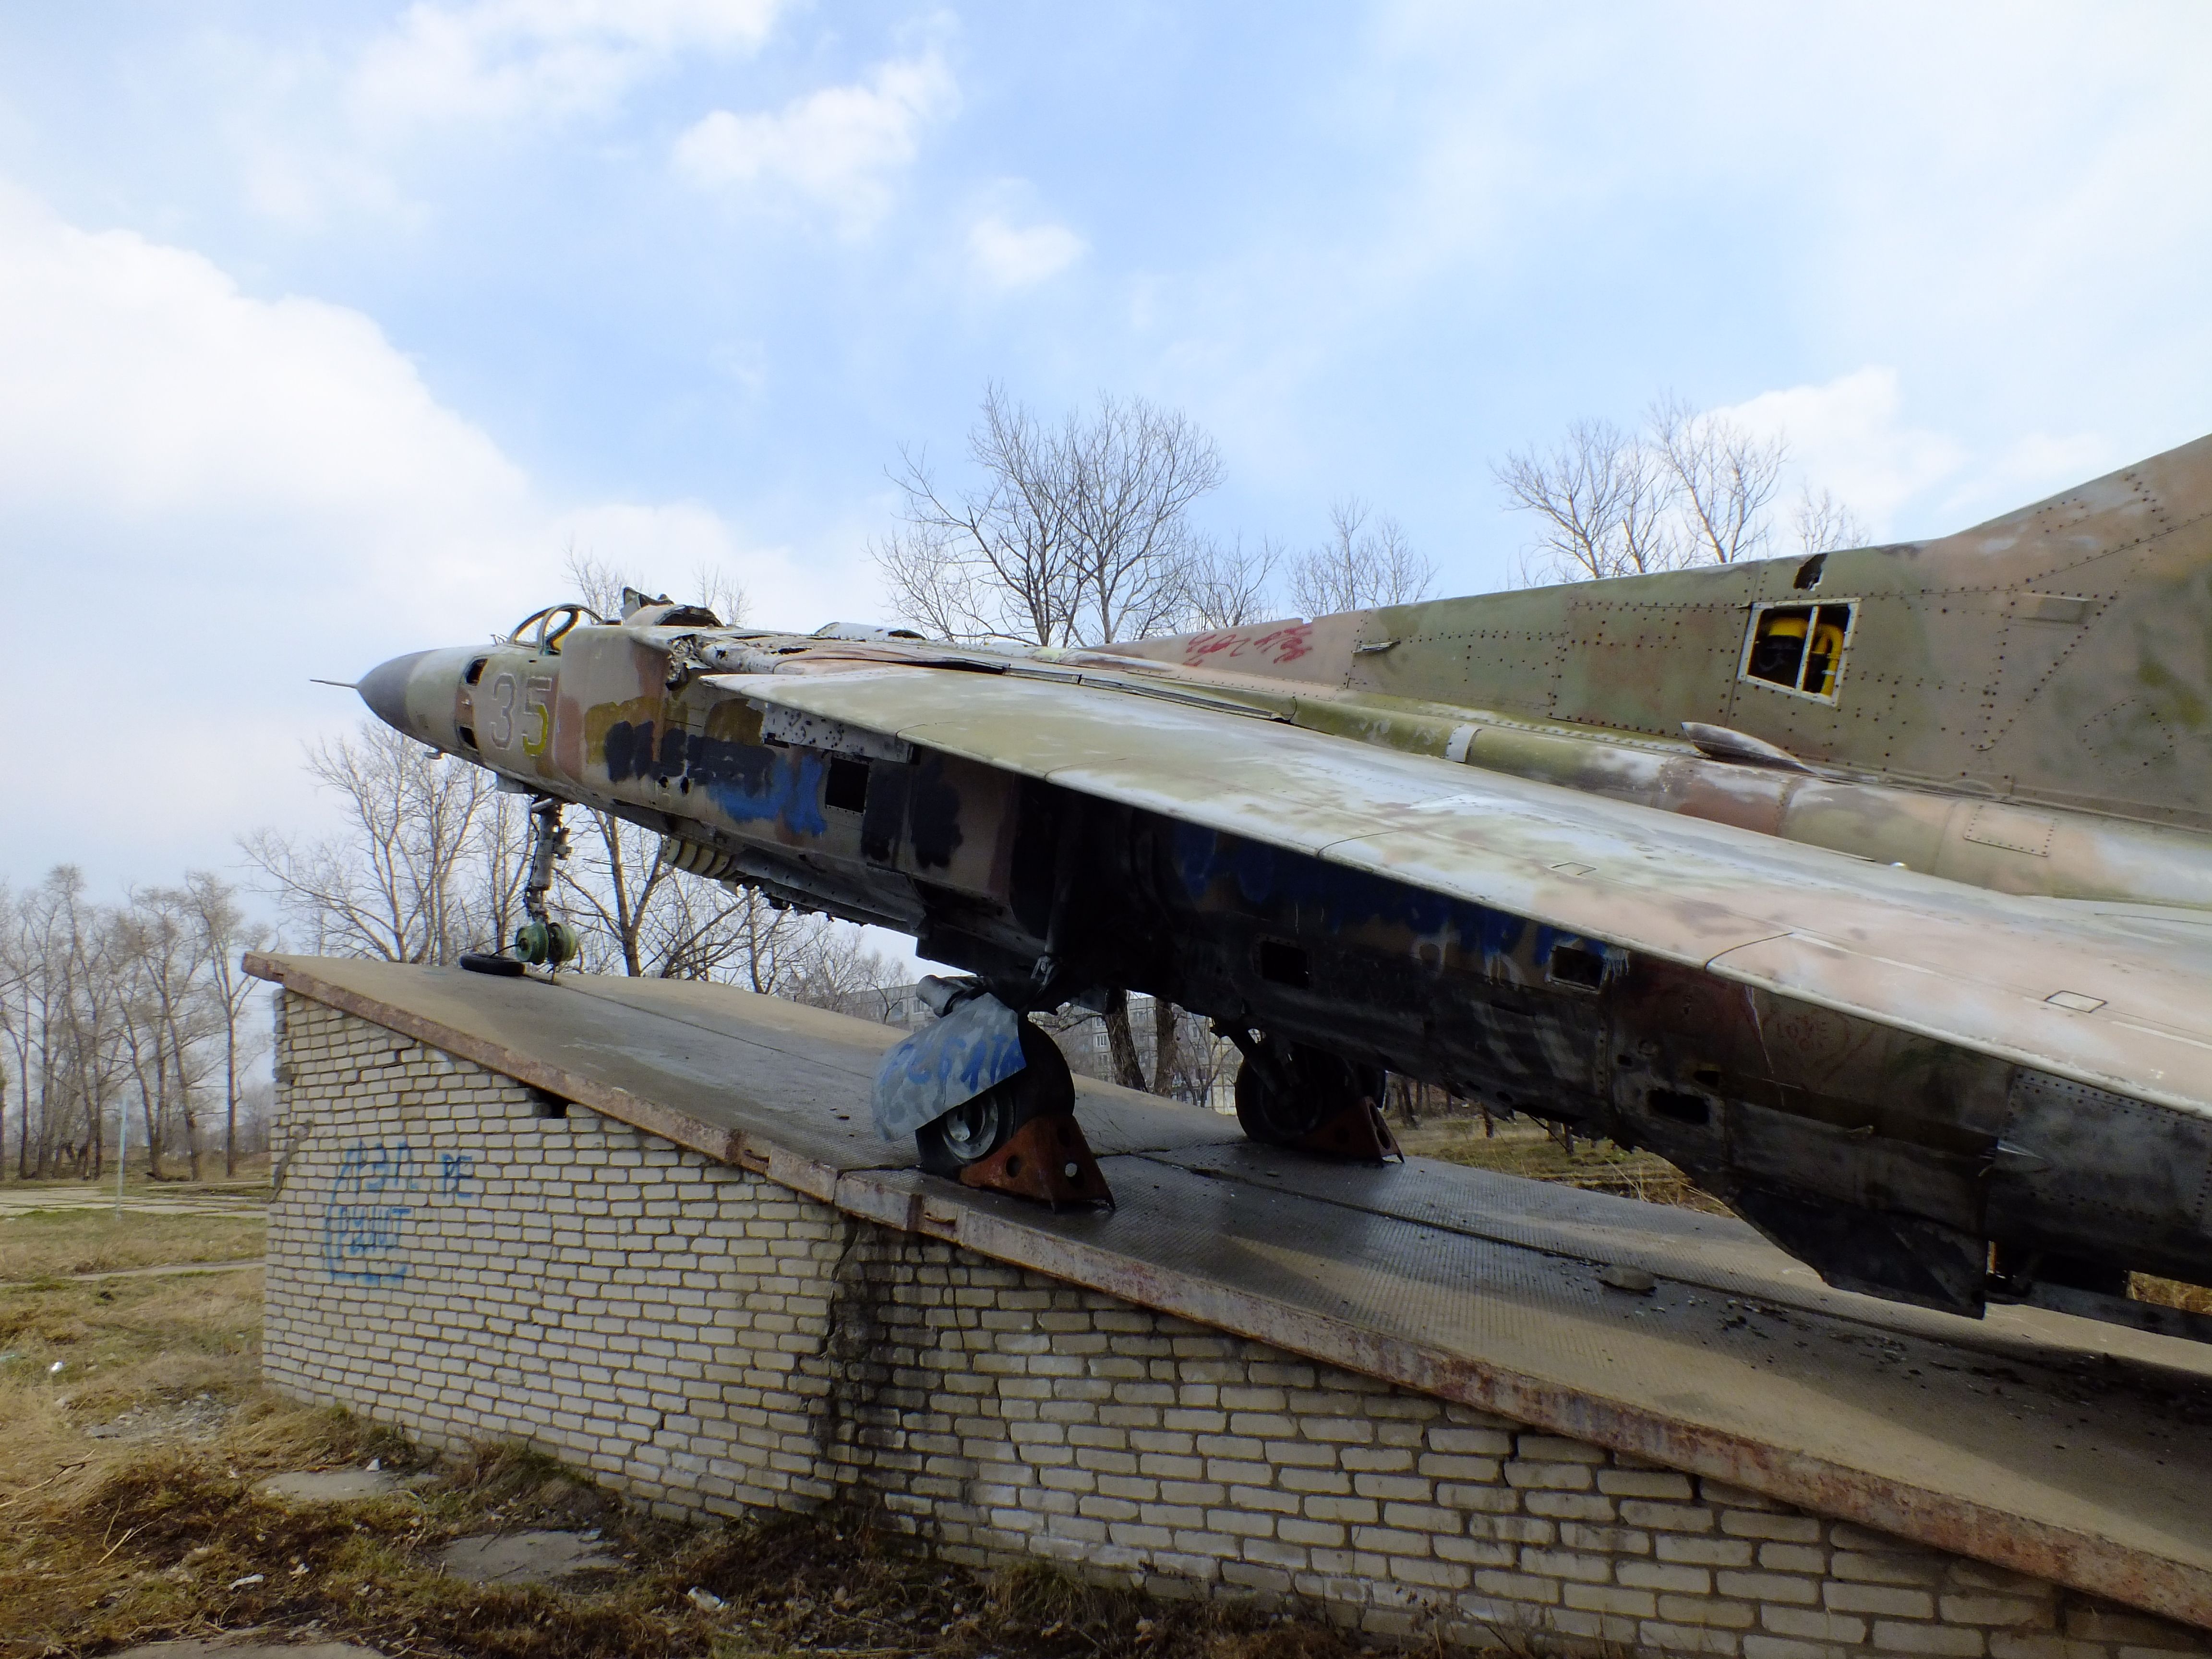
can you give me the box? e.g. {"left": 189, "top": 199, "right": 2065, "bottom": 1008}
{"left": 707, "top": 663, "right": 2212, "bottom": 1121}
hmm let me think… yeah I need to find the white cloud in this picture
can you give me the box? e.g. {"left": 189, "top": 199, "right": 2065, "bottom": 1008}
{"left": 0, "top": 182, "right": 866, "bottom": 885}
{"left": 0, "top": 182, "right": 526, "bottom": 598}
{"left": 352, "top": 0, "right": 783, "bottom": 129}
{"left": 673, "top": 51, "right": 957, "bottom": 228}
{"left": 1960, "top": 431, "right": 2116, "bottom": 519}
{"left": 1713, "top": 367, "right": 2116, "bottom": 540}
{"left": 556, "top": 500, "right": 841, "bottom": 627}
{"left": 1715, "top": 368, "right": 1967, "bottom": 538}
{"left": 967, "top": 213, "right": 1085, "bottom": 289}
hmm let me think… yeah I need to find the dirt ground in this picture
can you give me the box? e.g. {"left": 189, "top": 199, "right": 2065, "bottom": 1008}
{"left": 0, "top": 1196, "right": 1385, "bottom": 1659}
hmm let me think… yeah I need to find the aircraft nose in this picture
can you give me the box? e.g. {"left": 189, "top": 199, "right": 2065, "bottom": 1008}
{"left": 357, "top": 650, "right": 432, "bottom": 736}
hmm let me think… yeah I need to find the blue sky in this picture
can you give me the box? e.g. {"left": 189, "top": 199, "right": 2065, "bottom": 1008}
{"left": 4, "top": 1, "right": 2211, "bottom": 894}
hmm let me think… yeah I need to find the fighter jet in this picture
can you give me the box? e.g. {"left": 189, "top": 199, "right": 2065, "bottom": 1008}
{"left": 357, "top": 433, "right": 2212, "bottom": 1336}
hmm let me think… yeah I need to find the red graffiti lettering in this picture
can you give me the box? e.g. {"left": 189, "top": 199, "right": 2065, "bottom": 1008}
{"left": 1182, "top": 623, "right": 1314, "bottom": 668}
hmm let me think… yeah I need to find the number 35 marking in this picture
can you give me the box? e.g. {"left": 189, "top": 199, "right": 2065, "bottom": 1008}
{"left": 522, "top": 675, "right": 553, "bottom": 756}
{"left": 486, "top": 673, "right": 516, "bottom": 747}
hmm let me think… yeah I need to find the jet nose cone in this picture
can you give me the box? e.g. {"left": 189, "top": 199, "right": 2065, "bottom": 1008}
{"left": 357, "top": 650, "right": 432, "bottom": 736}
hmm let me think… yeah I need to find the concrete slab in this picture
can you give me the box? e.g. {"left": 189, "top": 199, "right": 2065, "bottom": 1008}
{"left": 435, "top": 1529, "right": 620, "bottom": 1585}
{"left": 86, "top": 1394, "right": 233, "bottom": 1443}
{"left": 258, "top": 956, "right": 1238, "bottom": 1205}
{"left": 245, "top": 953, "right": 2212, "bottom": 1629}
{"left": 258, "top": 1467, "right": 400, "bottom": 1502}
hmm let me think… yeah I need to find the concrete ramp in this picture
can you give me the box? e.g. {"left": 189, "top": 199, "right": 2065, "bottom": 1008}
{"left": 249, "top": 953, "right": 2212, "bottom": 1646}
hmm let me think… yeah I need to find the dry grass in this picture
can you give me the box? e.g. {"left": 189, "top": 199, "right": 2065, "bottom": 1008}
{"left": 1399, "top": 1118, "right": 1728, "bottom": 1214}
{"left": 0, "top": 1208, "right": 266, "bottom": 1283}
{"left": 0, "top": 1222, "right": 1387, "bottom": 1659}
{"left": 2130, "top": 1274, "right": 2212, "bottom": 1316}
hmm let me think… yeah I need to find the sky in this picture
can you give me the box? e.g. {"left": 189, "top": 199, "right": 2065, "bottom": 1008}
{"left": 4, "top": 0, "right": 2211, "bottom": 908}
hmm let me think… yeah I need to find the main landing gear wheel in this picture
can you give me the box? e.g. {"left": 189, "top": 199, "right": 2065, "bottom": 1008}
{"left": 1233, "top": 1039, "right": 1401, "bottom": 1163}
{"left": 915, "top": 1023, "right": 1113, "bottom": 1206}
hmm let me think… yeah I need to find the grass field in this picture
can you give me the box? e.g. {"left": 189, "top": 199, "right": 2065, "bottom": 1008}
{"left": 1397, "top": 1115, "right": 1729, "bottom": 1214}
{"left": 0, "top": 1207, "right": 268, "bottom": 1282}
{"left": 0, "top": 1200, "right": 1372, "bottom": 1659}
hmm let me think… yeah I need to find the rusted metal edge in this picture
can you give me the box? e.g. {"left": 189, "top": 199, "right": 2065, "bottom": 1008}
{"left": 248, "top": 954, "right": 2212, "bottom": 1633}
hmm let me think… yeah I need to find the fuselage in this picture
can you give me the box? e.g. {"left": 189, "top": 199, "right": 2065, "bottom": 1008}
{"left": 358, "top": 434, "right": 2212, "bottom": 1325}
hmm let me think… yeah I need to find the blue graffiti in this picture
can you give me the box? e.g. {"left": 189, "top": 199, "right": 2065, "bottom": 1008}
{"left": 321, "top": 1139, "right": 476, "bottom": 1286}
{"left": 602, "top": 721, "right": 830, "bottom": 839}
{"left": 871, "top": 995, "right": 1028, "bottom": 1138}
{"left": 322, "top": 1139, "right": 420, "bottom": 1284}
{"left": 1171, "top": 821, "right": 1529, "bottom": 970}
{"left": 704, "top": 749, "right": 829, "bottom": 837}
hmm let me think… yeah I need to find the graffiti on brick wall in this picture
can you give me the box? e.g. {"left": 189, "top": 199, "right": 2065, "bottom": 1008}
{"left": 322, "top": 1139, "right": 478, "bottom": 1284}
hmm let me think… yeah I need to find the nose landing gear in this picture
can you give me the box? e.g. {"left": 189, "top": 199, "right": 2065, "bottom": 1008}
{"left": 460, "top": 795, "right": 577, "bottom": 976}
{"left": 1226, "top": 1033, "right": 1401, "bottom": 1164}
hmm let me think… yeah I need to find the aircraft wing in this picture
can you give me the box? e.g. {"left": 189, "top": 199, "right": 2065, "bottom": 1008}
{"left": 706, "top": 666, "right": 2212, "bottom": 1118}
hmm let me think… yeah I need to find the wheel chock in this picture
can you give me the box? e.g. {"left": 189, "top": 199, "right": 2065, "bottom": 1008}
{"left": 958, "top": 1112, "right": 1115, "bottom": 1208}
{"left": 1293, "top": 1099, "right": 1402, "bottom": 1164}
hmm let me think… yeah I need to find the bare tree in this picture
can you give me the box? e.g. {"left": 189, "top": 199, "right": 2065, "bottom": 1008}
{"left": 1499, "top": 396, "right": 1856, "bottom": 586}
{"left": 723, "top": 889, "right": 829, "bottom": 995}
{"left": 1794, "top": 485, "right": 1871, "bottom": 556}
{"left": 1288, "top": 498, "right": 1436, "bottom": 615}
{"left": 241, "top": 723, "right": 517, "bottom": 965}
{"left": 556, "top": 815, "right": 806, "bottom": 983}
{"left": 1154, "top": 1004, "right": 1234, "bottom": 1109}
{"left": 560, "top": 815, "right": 682, "bottom": 978}
{"left": 877, "top": 384, "right": 1224, "bottom": 648}
{"left": 883, "top": 385, "right": 1240, "bottom": 1082}
{"left": 1181, "top": 535, "right": 1283, "bottom": 629}
{"left": 0, "top": 869, "right": 135, "bottom": 1179}
{"left": 877, "top": 392, "right": 1078, "bottom": 645}
{"left": 1063, "top": 393, "right": 1225, "bottom": 643}
{"left": 781, "top": 924, "right": 899, "bottom": 1018}
{"left": 562, "top": 545, "right": 748, "bottom": 628}
{"left": 1648, "top": 392, "right": 1787, "bottom": 566}
{"left": 118, "top": 887, "right": 218, "bottom": 1180}
{"left": 183, "top": 873, "right": 268, "bottom": 1178}
{"left": 2, "top": 868, "right": 281, "bottom": 1184}
{"left": 59, "top": 874, "right": 131, "bottom": 1179}
{"left": 1495, "top": 417, "right": 1680, "bottom": 582}
{"left": 0, "top": 883, "right": 25, "bottom": 1177}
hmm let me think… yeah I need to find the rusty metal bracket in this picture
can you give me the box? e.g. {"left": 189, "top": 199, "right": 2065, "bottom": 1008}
{"left": 957, "top": 1110, "right": 1115, "bottom": 1209}
{"left": 1293, "top": 1098, "right": 1402, "bottom": 1164}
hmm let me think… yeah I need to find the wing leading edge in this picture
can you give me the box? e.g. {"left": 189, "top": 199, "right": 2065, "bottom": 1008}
{"left": 705, "top": 665, "right": 2212, "bottom": 1121}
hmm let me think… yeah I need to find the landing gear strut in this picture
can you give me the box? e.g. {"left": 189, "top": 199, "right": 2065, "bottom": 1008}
{"left": 461, "top": 795, "right": 578, "bottom": 976}
{"left": 513, "top": 797, "right": 579, "bottom": 969}
{"left": 1227, "top": 1033, "right": 1400, "bottom": 1164}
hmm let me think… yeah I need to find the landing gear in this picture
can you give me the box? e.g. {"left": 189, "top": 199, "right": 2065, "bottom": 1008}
{"left": 462, "top": 796, "right": 577, "bottom": 975}
{"left": 916, "top": 1022, "right": 1112, "bottom": 1205}
{"left": 513, "top": 798, "right": 579, "bottom": 969}
{"left": 916, "top": 1021, "right": 1072, "bottom": 1172}
{"left": 1229, "top": 1035, "right": 1400, "bottom": 1163}
{"left": 875, "top": 980, "right": 1113, "bottom": 1207}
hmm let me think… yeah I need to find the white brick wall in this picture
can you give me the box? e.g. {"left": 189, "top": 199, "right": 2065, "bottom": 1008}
{"left": 266, "top": 995, "right": 2212, "bottom": 1659}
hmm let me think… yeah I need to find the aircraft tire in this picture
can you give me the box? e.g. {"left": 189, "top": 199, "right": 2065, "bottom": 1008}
{"left": 1235, "top": 1042, "right": 1384, "bottom": 1146}
{"left": 915, "top": 1021, "right": 1076, "bottom": 1177}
